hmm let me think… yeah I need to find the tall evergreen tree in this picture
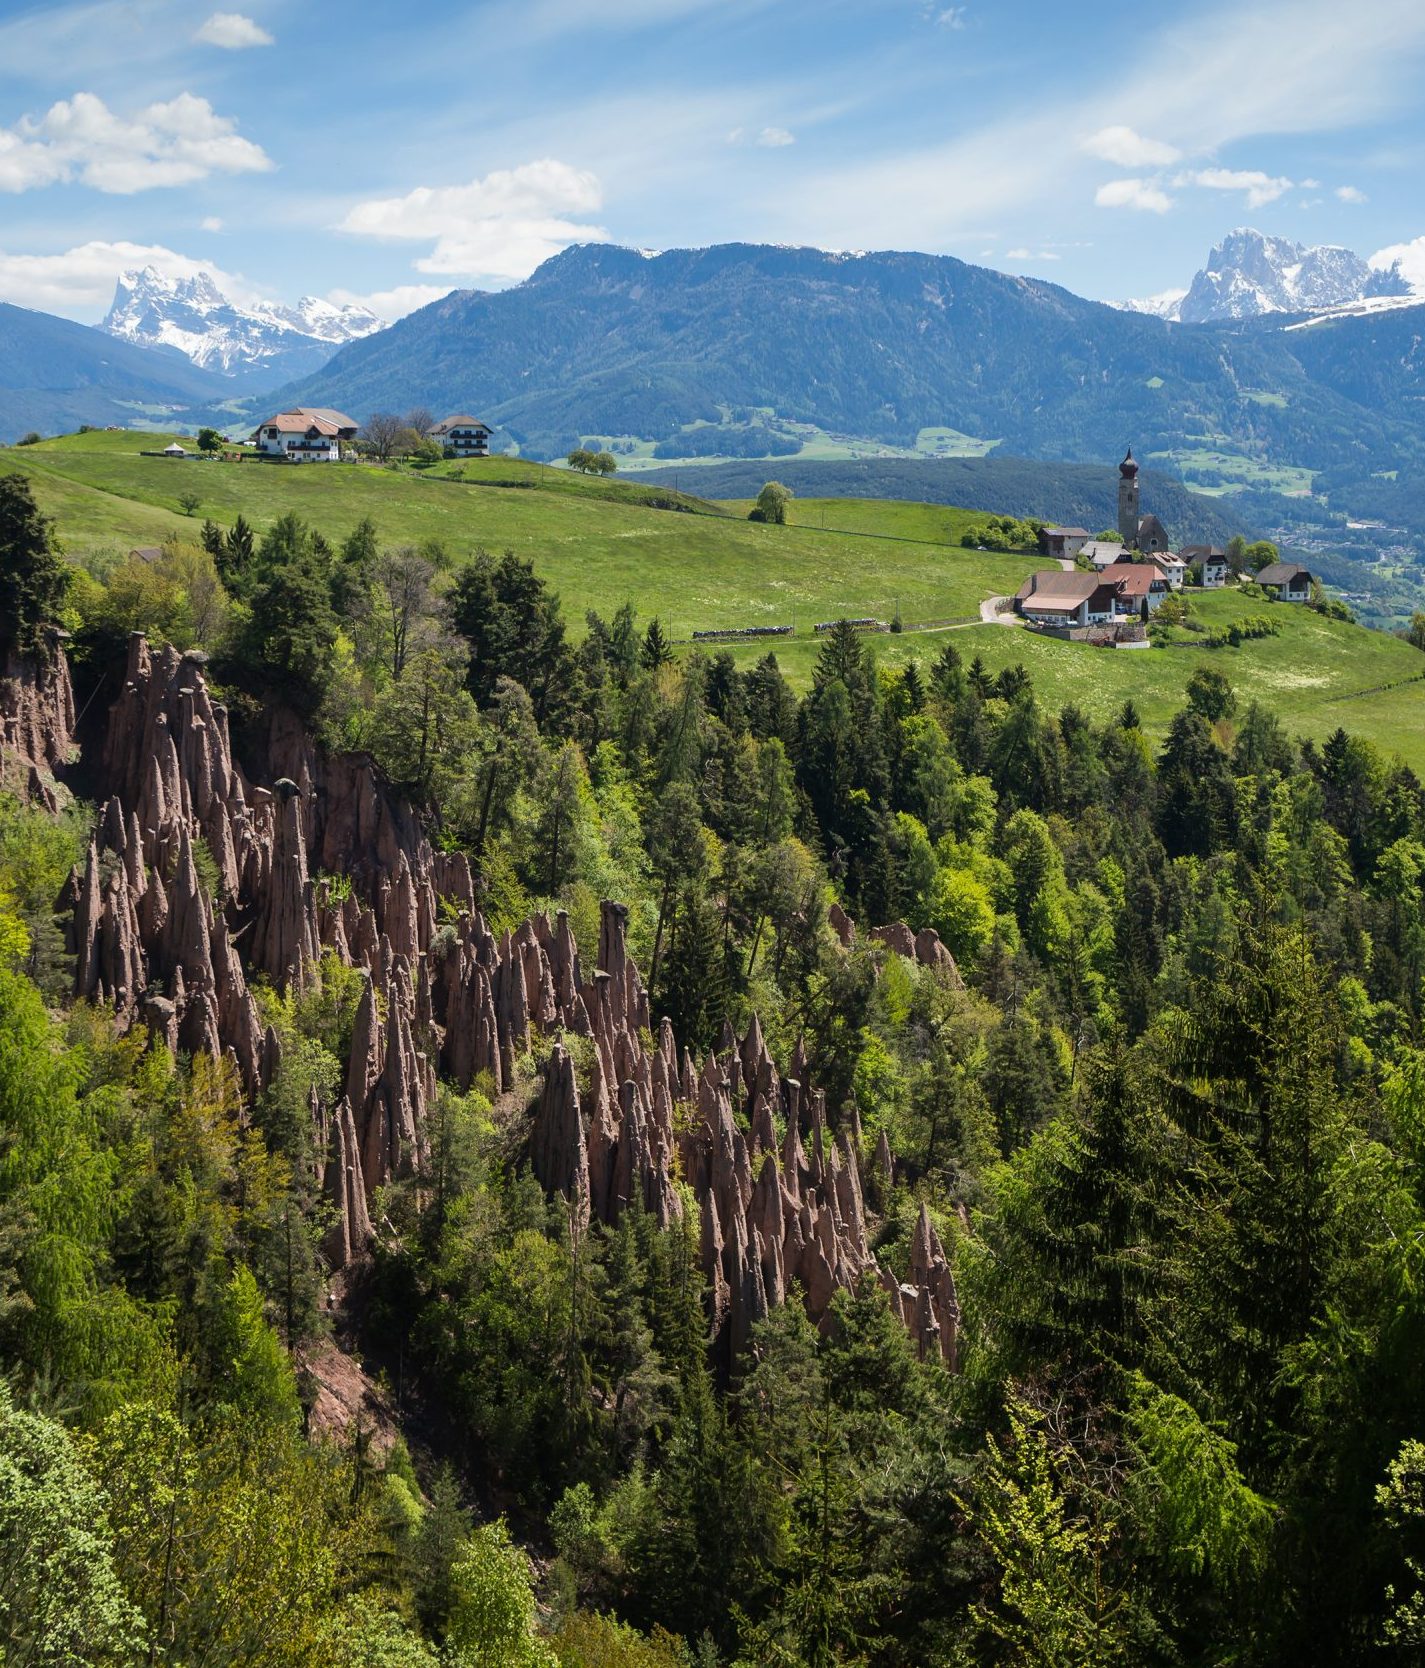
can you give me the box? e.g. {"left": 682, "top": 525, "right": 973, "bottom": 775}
{"left": 0, "top": 475, "right": 68, "bottom": 657}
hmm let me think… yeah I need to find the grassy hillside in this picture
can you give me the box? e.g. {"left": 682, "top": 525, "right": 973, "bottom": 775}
{"left": 717, "top": 588, "right": 1425, "bottom": 769}
{"left": 627, "top": 455, "right": 1250, "bottom": 549}
{"left": 1, "top": 433, "right": 1041, "bottom": 635}
{"left": 6, "top": 430, "right": 1423, "bottom": 770}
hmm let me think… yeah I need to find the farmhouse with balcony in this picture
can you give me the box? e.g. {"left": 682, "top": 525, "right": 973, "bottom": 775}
{"left": 1112, "top": 548, "right": 1185, "bottom": 591}
{"left": 251, "top": 407, "right": 359, "bottom": 461}
{"left": 1111, "top": 564, "right": 1169, "bottom": 616}
{"left": 1014, "top": 561, "right": 1170, "bottom": 629}
{"left": 1256, "top": 561, "right": 1315, "bottom": 602}
{"left": 1182, "top": 545, "right": 1230, "bottom": 587}
{"left": 429, "top": 415, "right": 492, "bottom": 458}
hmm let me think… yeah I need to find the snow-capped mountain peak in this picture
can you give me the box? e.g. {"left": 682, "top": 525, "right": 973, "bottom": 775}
{"left": 102, "top": 266, "right": 384, "bottom": 382}
{"left": 1116, "top": 227, "right": 1418, "bottom": 324}
{"left": 1116, "top": 287, "right": 1187, "bottom": 319}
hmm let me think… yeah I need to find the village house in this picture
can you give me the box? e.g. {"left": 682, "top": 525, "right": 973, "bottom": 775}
{"left": 1111, "top": 564, "right": 1169, "bottom": 617}
{"left": 1014, "top": 570, "right": 1120, "bottom": 628}
{"left": 429, "top": 415, "right": 492, "bottom": 458}
{"left": 1146, "top": 551, "right": 1186, "bottom": 590}
{"left": 1154, "top": 550, "right": 1188, "bottom": 590}
{"left": 293, "top": 407, "right": 360, "bottom": 440}
{"left": 250, "top": 406, "right": 359, "bottom": 462}
{"left": 1255, "top": 561, "right": 1315, "bottom": 602}
{"left": 1082, "top": 538, "right": 1127, "bottom": 569}
{"left": 1182, "top": 545, "right": 1230, "bottom": 587}
{"left": 1039, "top": 525, "right": 1091, "bottom": 562}
{"left": 1109, "top": 547, "right": 1184, "bottom": 592}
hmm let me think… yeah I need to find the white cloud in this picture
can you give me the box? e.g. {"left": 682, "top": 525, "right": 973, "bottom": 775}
{"left": 327, "top": 283, "right": 453, "bottom": 322}
{"left": 934, "top": 6, "right": 969, "bottom": 26}
{"left": 195, "top": 11, "right": 273, "bottom": 48}
{"left": 1176, "top": 166, "right": 1293, "bottom": 207}
{"left": 1095, "top": 177, "right": 1173, "bottom": 213}
{"left": 728, "top": 126, "right": 796, "bottom": 148}
{"left": 1370, "top": 234, "right": 1425, "bottom": 291}
{"left": 200, "top": 214, "right": 224, "bottom": 232}
{"left": 0, "top": 91, "right": 272, "bottom": 195}
{"left": 1005, "top": 247, "right": 1029, "bottom": 258}
{"left": 1300, "top": 176, "right": 1322, "bottom": 188}
{"left": 787, "top": 0, "right": 1425, "bottom": 255}
{"left": 0, "top": 238, "right": 257, "bottom": 319}
{"left": 1336, "top": 183, "right": 1368, "bottom": 202}
{"left": 338, "top": 159, "right": 607, "bottom": 282}
{"left": 1082, "top": 125, "right": 1181, "bottom": 168}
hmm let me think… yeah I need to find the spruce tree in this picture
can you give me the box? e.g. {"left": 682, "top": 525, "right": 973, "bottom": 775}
{"left": 0, "top": 475, "right": 69, "bottom": 657}
{"left": 640, "top": 617, "right": 673, "bottom": 670}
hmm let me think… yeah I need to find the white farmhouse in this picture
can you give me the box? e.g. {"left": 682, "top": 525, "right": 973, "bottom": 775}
{"left": 251, "top": 407, "right": 358, "bottom": 462}
{"left": 429, "top": 415, "right": 492, "bottom": 458}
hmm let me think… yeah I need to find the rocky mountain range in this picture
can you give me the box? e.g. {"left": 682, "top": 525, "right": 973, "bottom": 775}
{"left": 1121, "top": 227, "right": 1417, "bottom": 323}
{"left": 102, "top": 266, "right": 383, "bottom": 388}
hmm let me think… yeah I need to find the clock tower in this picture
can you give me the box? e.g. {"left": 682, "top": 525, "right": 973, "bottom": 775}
{"left": 1117, "top": 447, "right": 1140, "bottom": 547}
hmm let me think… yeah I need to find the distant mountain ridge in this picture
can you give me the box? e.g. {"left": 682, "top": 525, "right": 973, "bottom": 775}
{"left": 102, "top": 267, "right": 383, "bottom": 389}
{"left": 0, "top": 300, "right": 229, "bottom": 440}
{"left": 266, "top": 240, "right": 1425, "bottom": 488}
{"left": 1121, "top": 228, "right": 1416, "bottom": 323}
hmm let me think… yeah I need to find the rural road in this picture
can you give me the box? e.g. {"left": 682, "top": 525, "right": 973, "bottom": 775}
{"left": 976, "top": 552, "right": 1071, "bottom": 628}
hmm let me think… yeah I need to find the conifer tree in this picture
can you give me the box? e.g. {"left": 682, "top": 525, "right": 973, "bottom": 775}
{"left": 0, "top": 474, "right": 69, "bottom": 657}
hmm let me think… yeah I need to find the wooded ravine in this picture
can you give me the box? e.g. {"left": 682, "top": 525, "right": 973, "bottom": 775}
{"left": 2, "top": 471, "right": 1424, "bottom": 1667}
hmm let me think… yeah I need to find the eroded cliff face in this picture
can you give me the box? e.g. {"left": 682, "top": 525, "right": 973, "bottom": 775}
{"left": 1, "top": 634, "right": 76, "bottom": 807}
{"left": 63, "top": 632, "right": 960, "bottom": 1366}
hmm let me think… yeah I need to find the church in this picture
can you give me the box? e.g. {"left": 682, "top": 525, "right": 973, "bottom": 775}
{"left": 1117, "top": 447, "right": 1171, "bottom": 553}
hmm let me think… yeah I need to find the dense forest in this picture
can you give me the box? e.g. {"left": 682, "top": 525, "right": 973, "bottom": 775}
{"left": 3, "top": 472, "right": 1425, "bottom": 1667}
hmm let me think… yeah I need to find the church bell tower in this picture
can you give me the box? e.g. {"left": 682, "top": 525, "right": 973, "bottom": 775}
{"left": 1117, "top": 447, "right": 1140, "bottom": 547}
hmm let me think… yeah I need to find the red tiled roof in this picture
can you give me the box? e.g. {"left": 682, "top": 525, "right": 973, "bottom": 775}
{"left": 1113, "top": 567, "right": 1162, "bottom": 597}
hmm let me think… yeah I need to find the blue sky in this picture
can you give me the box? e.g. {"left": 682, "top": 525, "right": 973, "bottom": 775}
{"left": 1, "top": 0, "right": 1424, "bottom": 323}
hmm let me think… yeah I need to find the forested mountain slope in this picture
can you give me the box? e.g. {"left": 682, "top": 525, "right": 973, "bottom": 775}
{"left": 0, "top": 299, "right": 230, "bottom": 439}
{"left": 271, "top": 242, "right": 1425, "bottom": 480}
{"left": 3, "top": 468, "right": 1425, "bottom": 1665}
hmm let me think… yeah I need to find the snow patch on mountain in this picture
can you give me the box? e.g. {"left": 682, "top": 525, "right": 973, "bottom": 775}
{"left": 1116, "top": 287, "right": 1187, "bottom": 319}
{"left": 102, "top": 267, "right": 384, "bottom": 379}
{"left": 1116, "top": 228, "right": 1418, "bottom": 324}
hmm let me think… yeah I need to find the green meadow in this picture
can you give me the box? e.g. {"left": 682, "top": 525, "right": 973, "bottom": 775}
{"left": 1, "top": 434, "right": 1039, "bottom": 638}
{"left": 717, "top": 588, "right": 1425, "bottom": 770}
{"left": 5, "top": 431, "right": 1424, "bottom": 769}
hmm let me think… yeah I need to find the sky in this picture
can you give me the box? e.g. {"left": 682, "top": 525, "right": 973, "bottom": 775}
{"left": 1, "top": 0, "right": 1425, "bottom": 325}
